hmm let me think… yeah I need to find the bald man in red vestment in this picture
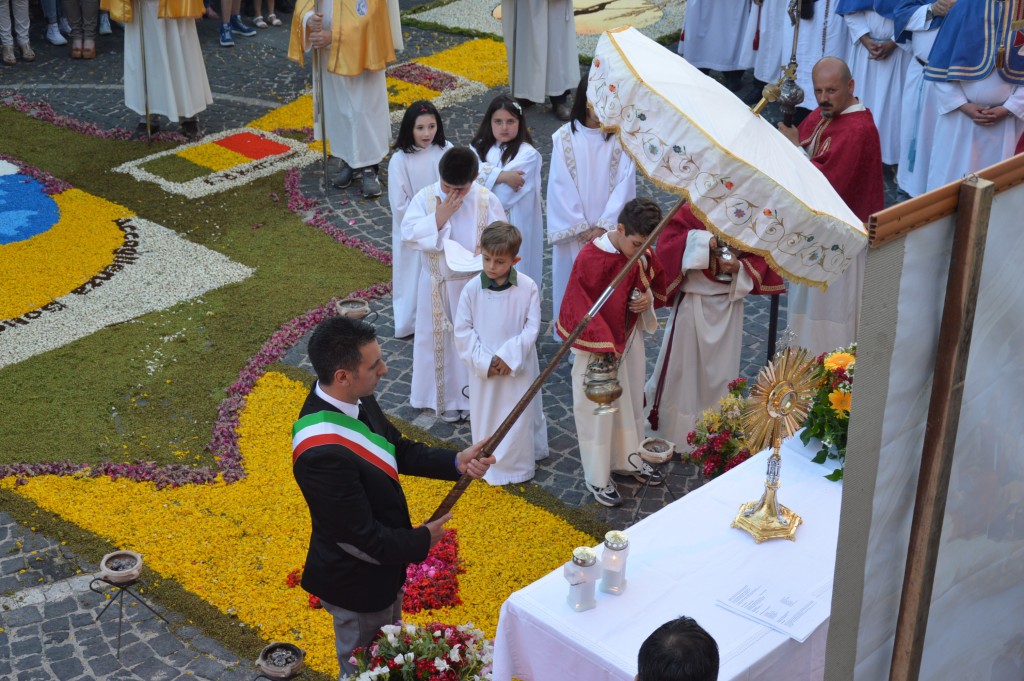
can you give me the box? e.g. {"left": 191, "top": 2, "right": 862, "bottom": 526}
{"left": 777, "top": 56, "right": 884, "bottom": 355}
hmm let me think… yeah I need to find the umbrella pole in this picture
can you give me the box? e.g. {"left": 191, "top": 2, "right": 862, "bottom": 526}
{"left": 766, "top": 293, "right": 780, "bottom": 362}
{"left": 313, "top": 0, "right": 330, "bottom": 193}
{"left": 426, "top": 196, "right": 687, "bottom": 523}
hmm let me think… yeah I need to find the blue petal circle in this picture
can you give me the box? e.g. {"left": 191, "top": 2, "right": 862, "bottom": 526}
{"left": 0, "top": 174, "right": 61, "bottom": 245}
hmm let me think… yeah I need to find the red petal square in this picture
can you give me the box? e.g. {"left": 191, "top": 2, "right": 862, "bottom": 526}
{"left": 214, "top": 131, "right": 291, "bottom": 160}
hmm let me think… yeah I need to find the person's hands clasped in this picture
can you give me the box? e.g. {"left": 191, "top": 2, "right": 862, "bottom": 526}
{"left": 307, "top": 13, "right": 331, "bottom": 49}
{"left": 578, "top": 226, "right": 605, "bottom": 243}
{"left": 434, "top": 188, "right": 467, "bottom": 230}
{"left": 487, "top": 355, "right": 511, "bottom": 377}
{"left": 930, "top": 0, "right": 956, "bottom": 17}
{"left": 959, "top": 103, "right": 1008, "bottom": 126}
{"left": 456, "top": 439, "right": 495, "bottom": 478}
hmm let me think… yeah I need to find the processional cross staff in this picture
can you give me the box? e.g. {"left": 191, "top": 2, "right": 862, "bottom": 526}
{"left": 136, "top": 0, "right": 152, "bottom": 138}
{"left": 312, "top": 0, "right": 330, "bottom": 192}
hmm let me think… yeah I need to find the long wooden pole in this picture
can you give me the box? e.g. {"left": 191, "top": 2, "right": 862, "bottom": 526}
{"left": 887, "top": 176, "right": 993, "bottom": 681}
{"left": 426, "top": 197, "right": 686, "bottom": 523}
{"left": 312, "top": 0, "right": 330, "bottom": 193}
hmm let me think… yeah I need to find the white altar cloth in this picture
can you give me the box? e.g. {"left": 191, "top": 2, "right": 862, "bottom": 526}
{"left": 492, "top": 438, "right": 843, "bottom": 681}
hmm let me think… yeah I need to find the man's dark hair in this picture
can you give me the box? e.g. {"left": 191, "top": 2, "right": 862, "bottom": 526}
{"left": 637, "top": 616, "right": 719, "bottom": 681}
{"left": 438, "top": 146, "right": 479, "bottom": 187}
{"left": 618, "top": 197, "right": 663, "bottom": 238}
{"left": 307, "top": 316, "right": 377, "bottom": 385}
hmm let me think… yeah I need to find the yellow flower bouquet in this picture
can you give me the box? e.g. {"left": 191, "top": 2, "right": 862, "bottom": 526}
{"left": 799, "top": 343, "right": 856, "bottom": 481}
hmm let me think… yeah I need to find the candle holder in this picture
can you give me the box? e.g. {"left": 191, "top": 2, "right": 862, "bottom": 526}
{"left": 564, "top": 547, "right": 600, "bottom": 612}
{"left": 599, "top": 531, "right": 630, "bottom": 595}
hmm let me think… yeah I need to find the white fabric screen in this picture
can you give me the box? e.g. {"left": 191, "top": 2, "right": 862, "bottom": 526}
{"left": 826, "top": 174, "right": 1024, "bottom": 680}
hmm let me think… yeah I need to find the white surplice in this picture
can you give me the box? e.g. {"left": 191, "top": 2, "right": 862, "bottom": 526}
{"left": 644, "top": 230, "right": 754, "bottom": 450}
{"left": 896, "top": 5, "right": 940, "bottom": 197}
{"left": 501, "top": 0, "right": 579, "bottom": 103}
{"left": 303, "top": 3, "right": 390, "bottom": 168}
{"left": 570, "top": 233, "right": 657, "bottom": 490}
{"left": 402, "top": 182, "right": 505, "bottom": 414}
{"left": 744, "top": 0, "right": 789, "bottom": 84}
{"left": 124, "top": 0, "right": 211, "bottom": 121}
{"left": 386, "top": 142, "right": 452, "bottom": 338}
{"left": 454, "top": 272, "right": 549, "bottom": 485}
{"left": 679, "top": 0, "right": 755, "bottom": 72}
{"left": 925, "top": 73, "right": 1024, "bottom": 192}
{"left": 788, "top": 248, "right": 865, "bottom": 356}
{"left": 843, "top": 11, "right": 909, "bottom": 165}
{"left": 546, "top": 123, "right": 636, "bottom": 332}
{"left": 474, "top": 143, "right": 544, "bottom": 289}
{"left": 782, "top": 0, "right": 850, "bottom": 108}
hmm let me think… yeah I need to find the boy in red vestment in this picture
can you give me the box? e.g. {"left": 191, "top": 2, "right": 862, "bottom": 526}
{"left": 556, "top": 197, "right": 667, "bottom": 507}
{"left": 645, "top": 203, "right": 785, "bottom": 451}
{"left": 778, "top": 56, "right": 884, "bottom": 355}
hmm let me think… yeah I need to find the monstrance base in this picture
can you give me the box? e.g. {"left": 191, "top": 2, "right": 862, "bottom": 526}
{"left": 731, "top": 500, "right": 802, "bottom": 543}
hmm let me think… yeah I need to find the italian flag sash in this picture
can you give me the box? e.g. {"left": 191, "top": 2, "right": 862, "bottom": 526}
{"left": 292, "top": 410, "right": 398, "bottom": 482}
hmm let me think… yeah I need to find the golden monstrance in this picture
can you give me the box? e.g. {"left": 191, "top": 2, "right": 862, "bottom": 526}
{"left": 732, "top": 347, "right": 817, "bottom": 542}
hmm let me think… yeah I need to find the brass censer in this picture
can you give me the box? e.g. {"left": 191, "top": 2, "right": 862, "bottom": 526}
{"left": 583, "top": 353, "right": 622, "bottom": 415}
{"left": 731, "top": 346, "right": 817, "bottom": 543}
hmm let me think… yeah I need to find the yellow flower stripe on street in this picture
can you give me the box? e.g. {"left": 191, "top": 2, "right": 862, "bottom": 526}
{"left": 176, "top": 143, "right": 255, "bottom": 172}
{"left": 417, "top": 38, "right": 509, "bottom": 88}
{"left": 386, "top": 77, "right": 442, "bottom": 109}
{"left": 248, "top": 94, "right": 314, "bottom": 132}
{"left": 4, "top": 371, "right": 592, "bottom": 676}
{"left": 0, "top": 189, "right": 132, "bottom": 319}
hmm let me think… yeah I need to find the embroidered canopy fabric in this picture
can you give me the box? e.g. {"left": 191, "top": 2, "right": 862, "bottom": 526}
{"left": 589, "top": 27, "right": 868, "bottom": 290}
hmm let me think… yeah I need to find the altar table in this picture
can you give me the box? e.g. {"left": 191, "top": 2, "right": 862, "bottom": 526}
{"left": 492, "top": 440, "right": 842, "bottom": 681}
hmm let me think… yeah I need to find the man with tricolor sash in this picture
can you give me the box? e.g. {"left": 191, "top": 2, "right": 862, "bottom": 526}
{"left": 292, "top": 316, "right": 493, "bottom": 677}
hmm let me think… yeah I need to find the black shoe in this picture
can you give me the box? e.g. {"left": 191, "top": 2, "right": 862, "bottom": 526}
{"left": 550, "top": 93, "right": 572, "bottom": 121}
{"left": 586, "top": 481, "right": 623, "bottom": 507}
{"left": 333, "top": 160, "right": 354, "bottom": 189}
{"left": 134, "top": 118, "right": 160, "bottom": 137}
{"left": 181, "top": 119, "right": 200, "bottom": 138}
{"left": 614, "top": 461, "right": 665, "bottom": 487}
{"left": 515, "top": 97, "right": 536, "bottom": 109}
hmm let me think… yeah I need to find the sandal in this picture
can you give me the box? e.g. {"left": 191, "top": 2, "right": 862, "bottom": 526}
{"left": 253, "top": 15, "right": 268, "bottom": 28}
{"left": 267, "top": 13, "right": 282, "bottom": 26}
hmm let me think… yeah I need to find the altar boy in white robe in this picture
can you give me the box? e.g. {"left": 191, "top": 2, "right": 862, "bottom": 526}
{"left": 402, "top": 147, "right": 506, "bottom": 422}
{"left": 547, "top": 75, "right": 636, "bottom": 336}
{"left": 288, "top": 0, "right": 398, "bottom": 197}
{"left": 103, "top": 0, "right": 211, "bottom": 136}
{"left": 454, "top": 222, "right": 549, "bottom": 484}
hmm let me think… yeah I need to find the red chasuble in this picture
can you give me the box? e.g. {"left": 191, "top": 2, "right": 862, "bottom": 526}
{"left": 1016, "top": 131, "right": 1024, "bottom": 156}
{"left": 555, "top": 242, "right": 666, "bottom": 355}
{"left": 797, "top": 107, "right": 885, "bottom": 222}
{"left": 656, "top": 204, "right": 786, "bottom": 303}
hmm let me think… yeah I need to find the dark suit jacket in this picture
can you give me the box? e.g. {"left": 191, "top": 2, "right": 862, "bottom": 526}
{"left": 292, "top": 387, "right": 461, "bottom": 612}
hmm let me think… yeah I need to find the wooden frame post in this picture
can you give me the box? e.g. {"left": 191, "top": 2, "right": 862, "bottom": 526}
{"left": 888, "top": 177, "right": 994, "bottom": 681}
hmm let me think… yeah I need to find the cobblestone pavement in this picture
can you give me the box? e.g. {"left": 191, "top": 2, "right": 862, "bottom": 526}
{"left": 0, "top": 512, "right": 255, "bottom": 681}
{"left": 2, "top": 11, "right": 903, "bottom": 678}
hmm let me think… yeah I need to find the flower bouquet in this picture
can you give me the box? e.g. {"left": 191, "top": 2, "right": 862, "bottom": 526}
{"left": 684, "top": 378, "right": 753, "bottom": 480}
{"left": 799, "top": 343, "right": 856, "bottom": 481}
{"left": 345, "top": 621, "right": 494, "bottom": 681}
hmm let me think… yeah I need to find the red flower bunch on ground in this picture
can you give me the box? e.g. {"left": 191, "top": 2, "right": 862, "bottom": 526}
{"left": 403, "top": 529, "right": 464, "bottom": 613}
{"left": 684, "top": 377, "right": 752, "bottom": 480}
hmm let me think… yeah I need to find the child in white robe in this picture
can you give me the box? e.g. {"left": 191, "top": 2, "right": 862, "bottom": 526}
{"left": 455, "top": 222, "right": 548, "bottom": 484}
{"left": 402, "top": 148, "right": 506, "bottom": 422}
{"left": 387, "top": 101, "right": 453, "bottom": 338}
{"left": 547, "top": 75, "right": 636, "bottom": 336}
{"left": 470, "top": 95, "right": 545, "bottom": 290}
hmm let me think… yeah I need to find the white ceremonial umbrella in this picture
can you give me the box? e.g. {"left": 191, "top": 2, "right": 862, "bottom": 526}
{"left": 589, "top": 27, "right": 867, "bottom": 290}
